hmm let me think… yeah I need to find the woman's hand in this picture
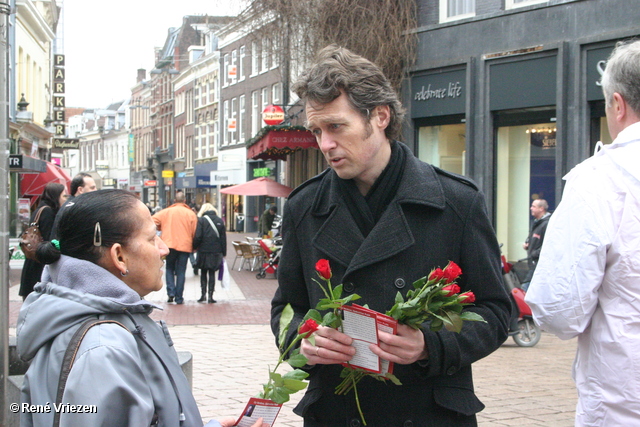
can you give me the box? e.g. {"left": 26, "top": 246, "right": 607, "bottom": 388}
{"left": 300, "top": 325, "right": 355, "bottom": 365}
{"left": 370, "top": 324, "right": 428, "bottom": 365}
{"left": 215, "top": 416, "right": 267, "bottom": 427}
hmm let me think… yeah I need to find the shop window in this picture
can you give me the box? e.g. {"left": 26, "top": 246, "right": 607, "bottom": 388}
{"left": 495, "top": 122, "right": 556, "bottom": 262}
{"left": 417, "top": 123, "right": 466, "bottom": 175}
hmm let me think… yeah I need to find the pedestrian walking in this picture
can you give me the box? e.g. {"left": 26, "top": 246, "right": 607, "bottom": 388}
{"left": 153, "top": 191, "right": 198, "bottom": 304}
{"left": 19, "top": 182, "right": 68, "bottom": 300}
{"left": 271, "top": 45, "right": 511, "bottom": 426}
{"left": 526, "top": 39, "right": 640, "bottom": 426}
{"left": 193, "top": 203, "right": 227, "bottom": 303}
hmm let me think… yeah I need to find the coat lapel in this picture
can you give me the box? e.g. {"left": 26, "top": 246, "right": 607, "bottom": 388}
{"left": 311, "top": 143, "right": 447, "bottom": 277}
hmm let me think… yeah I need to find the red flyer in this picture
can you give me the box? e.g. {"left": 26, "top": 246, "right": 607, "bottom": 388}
{"left": 234, "top": 397, "right": 281, "bottom": 427}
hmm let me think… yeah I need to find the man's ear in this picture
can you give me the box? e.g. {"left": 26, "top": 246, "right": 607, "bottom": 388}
{"left": 612, "top": 92, "right": 626, "bottom": 122}
{"left": 372, "top": 105, "right": 391, "bottom": 130}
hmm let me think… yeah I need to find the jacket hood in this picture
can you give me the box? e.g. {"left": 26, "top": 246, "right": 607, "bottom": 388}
{"left": 16, "top": 255, "right": 159, "bottom": 361}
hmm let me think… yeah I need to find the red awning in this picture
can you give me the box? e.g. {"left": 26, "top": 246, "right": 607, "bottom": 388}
{"left": 247, "top": 129, "right": 317, "bottom": 161}
{"left": 220, "top": 177, "right": 293, "bottom": 198}
{"left": 20, "top": 161, "right": 71, "bottom": 204}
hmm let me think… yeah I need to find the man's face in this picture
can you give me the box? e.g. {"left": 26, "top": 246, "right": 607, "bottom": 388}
{"left": 77, "top": 177, "right": 97, "bottom": 195}
{"left": 306, "top": 92, "right": 391, "bottom": 194}
{"left": 530, "top": 201, "right": 544, "bottom": 219}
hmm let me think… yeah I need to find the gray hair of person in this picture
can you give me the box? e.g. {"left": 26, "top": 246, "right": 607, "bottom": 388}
{"left": 175, "top": 191, "right": 186, "bottom": 203}
{"left": 534, "top": 199, "right": 548, "bottom": 211}
{"left": 37, "top": 189, "right": 142, "bottom": 265}
{"left": 601, "top": 39, "right": 640, "bottom": 114}
{"left": 70, "top": 172, "right": 92, "bottom": 196}
{"left": 292, "top": 44, "right": 405, "bottom": 141}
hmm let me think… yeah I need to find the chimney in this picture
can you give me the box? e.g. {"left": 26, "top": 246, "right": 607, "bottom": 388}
{"left": 137, "top": 69, "right": 146, "bottom": 83}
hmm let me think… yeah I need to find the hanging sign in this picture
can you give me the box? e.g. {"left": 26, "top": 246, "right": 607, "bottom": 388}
{"left": 262, "top": 105, "right": 285, "bottom": 125}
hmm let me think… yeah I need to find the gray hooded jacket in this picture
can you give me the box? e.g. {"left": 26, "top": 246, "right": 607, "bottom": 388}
{"left": 16, "top": 255, "right": 206, "bottom": 427}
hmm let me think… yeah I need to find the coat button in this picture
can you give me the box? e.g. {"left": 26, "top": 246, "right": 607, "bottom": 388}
{"left": 350, "top": 419, "right": 361, "bottom": 427}
{"left": 394, "top": 277, "right": 406, "bottom": 289}
{"left": 446, "top": 366, "right": 457, "bottom": 375}
{"left": 344, "top": 282, "right": 355, "bottom": 293}
{"left": 403, "top": 421, "right": 414, "bottom": 427}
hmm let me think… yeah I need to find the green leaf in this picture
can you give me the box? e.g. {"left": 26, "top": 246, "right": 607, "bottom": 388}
{"left": 271, "top": 387, "right": 291, "bottom": 404}
{"left": 460, "top": 311, "right": 487, "bottom": 323}
{"left": 288, "top": 353, "right": 309, "bottom": 368}
{"left": 340, "top": 294, "right": 361, "bottom": 305}
{"left": 412, "top": 276, "right": 427, "bottom": 289}
{"left": 442, "top": 311, "right": 463, "bottom": 333}
{"left": 323, "top": 311, "right": 340, "bottom": 328}
{"left": 269, "top": 371, "right": 284, "bottom": 387}
{"left": 283, "top": 378, "right": 308, "bottom": 392}
{"left": 395, "top": 292, "right": 405, "bottom": 305}
{"left": 332, "top": 284, "right": 343, "bottom": 299}
{"left": 283, "top": 369, "right": 309, "bottom": 381}
{"left": 430, "top": 317, "right": 443, "bottom": 331}
{"left": 278, "top": 304, "right": 294, "bottom": 349}
{"left": 304, "top": 309, "right": 323, "bottom": 323}
{"left": 384, "top": 373, "right": 403, "bottom": 386}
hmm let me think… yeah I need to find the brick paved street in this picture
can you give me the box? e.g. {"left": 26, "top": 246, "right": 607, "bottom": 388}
{"left": 8, "top": 232, "right": 578, "bottom": 426}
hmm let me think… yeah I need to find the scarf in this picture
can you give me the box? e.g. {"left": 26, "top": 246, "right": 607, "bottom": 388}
{"left": 337, "top": 140, "right": 406, "bottom": 237}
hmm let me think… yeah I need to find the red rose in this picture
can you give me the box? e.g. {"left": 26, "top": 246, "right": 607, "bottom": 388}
{"left": 441, "top": 284, "right": 461, "bottom": 297}
{"left": 429, "top": 268, "right": 445, "bottom": 282}
{"left": 442, "top": 261, "right": 462, "bottom": 284}
{"left": 458, "top": 292, "right": 476, "bottom": 304}
{"left": 298, "top": 319, "right": 319, "bottom": 338}
{"left": 315, "top": 259, "right": 332, "bottom": 280}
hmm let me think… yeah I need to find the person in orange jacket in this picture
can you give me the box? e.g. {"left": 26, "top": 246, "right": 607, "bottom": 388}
{"left": 153, "top": 191, "right": 198, "bottom": 304}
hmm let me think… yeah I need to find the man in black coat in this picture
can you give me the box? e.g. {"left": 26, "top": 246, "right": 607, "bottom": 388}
{"left": 522, "top": 199, "right": 551, "bottom": 290}
{"left": 271, "top": 45, "right": 511, "bottom": 426}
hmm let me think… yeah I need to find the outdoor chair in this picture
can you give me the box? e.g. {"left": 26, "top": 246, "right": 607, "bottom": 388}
{"left": 231, "top": 241, "right": 244, "bottom": 270}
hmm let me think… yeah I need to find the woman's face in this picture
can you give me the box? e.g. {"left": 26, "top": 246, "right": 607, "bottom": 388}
{"left": 58, "top": 188, "right": 69, "bottom": 207}
{"left": 120, "top": 201, "right": 169, "bottom": 297}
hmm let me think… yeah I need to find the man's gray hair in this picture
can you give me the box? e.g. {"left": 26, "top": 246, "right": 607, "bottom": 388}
{"left": 292, "top": 44, "right": 405, "bottom": 141}
{"left": 601, "top": 39, "right": 640, "bottom": 115}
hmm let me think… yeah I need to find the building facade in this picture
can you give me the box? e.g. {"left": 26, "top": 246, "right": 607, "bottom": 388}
{"left": 406, "top": 0, "right": 639, "bottom": 261}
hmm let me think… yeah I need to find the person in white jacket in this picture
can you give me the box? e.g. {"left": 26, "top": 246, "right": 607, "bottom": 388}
{"left": 525, "top": 39, "right": 640, "bottom": 427}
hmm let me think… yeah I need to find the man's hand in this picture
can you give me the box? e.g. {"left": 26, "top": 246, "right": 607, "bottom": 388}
{"left": 301, "top": 325, "right": 355, "bottom": 365}
{"left": 370, "top": 324, "right": 428, "bottom": 365}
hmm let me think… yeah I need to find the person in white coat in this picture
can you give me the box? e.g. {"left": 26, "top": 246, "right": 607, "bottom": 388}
{"left": 525, "top": 39, "right": 640, "bottom": 427}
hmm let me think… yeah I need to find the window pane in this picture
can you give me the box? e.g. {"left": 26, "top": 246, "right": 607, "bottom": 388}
{"left": 417, "top": 123, "right": 466, "bottom": 175}
{"left": 495, "top": 123, "right": 557, "bottom": 262}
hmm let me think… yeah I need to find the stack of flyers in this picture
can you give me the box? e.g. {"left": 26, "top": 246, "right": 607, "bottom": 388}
{"left": 340, "top": 304, "right": 398, "bottom": 375}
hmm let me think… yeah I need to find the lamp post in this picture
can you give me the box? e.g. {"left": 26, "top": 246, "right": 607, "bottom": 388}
{"left": 1, "top": 1, "right": 13, "bottom": 424}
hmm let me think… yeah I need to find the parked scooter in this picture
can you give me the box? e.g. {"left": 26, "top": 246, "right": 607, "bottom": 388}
{"left": 501, "top": 247, "right": 541, "bottom": 347}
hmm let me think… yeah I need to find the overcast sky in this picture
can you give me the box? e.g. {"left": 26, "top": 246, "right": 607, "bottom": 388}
{"left": 61, "top": 0, "right": 245, "bottom": 108}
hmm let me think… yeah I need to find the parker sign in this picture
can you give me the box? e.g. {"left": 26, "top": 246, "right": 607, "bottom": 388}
{"left": 262, "top": 104, "right": 285, "bottom": 125}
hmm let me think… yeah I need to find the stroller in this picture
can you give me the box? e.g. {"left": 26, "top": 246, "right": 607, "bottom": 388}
{"left": 255, "top": 236, "right": 283, "bottom": 279}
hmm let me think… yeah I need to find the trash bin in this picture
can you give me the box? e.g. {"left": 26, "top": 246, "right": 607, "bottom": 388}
{"left": 236, "top": 214, "right": 245, "bottom": 232}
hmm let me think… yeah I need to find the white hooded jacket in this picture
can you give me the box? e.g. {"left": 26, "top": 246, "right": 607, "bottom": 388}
{"left": 525, "top": 121, "right": 640, "bottom": 426}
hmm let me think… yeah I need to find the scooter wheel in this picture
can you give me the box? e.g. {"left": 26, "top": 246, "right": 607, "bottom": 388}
{"left": 513, "top": 318, "right": 541, "bottom": 347}
{"left": 256, "top": 271, "right": 266, "bottom": 279}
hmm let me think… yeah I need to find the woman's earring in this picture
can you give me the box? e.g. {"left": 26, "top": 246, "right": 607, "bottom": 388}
{"left": 121, "top": 269, "right": 129, "bottom": 277}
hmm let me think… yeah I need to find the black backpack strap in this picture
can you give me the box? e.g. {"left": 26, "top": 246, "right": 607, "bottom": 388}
{"left": 53, "top": 318, "right": 129, "bottom": 427}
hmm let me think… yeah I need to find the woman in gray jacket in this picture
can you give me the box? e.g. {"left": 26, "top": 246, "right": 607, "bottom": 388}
{"left": 17, "top": 189, "right": 264, "bottom": 427}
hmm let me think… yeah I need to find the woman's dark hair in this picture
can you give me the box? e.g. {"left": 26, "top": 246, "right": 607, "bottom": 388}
{"left": 38, "top": 182, "right": 66, "bottom": 211}
{"left": 37, "top": 189, "right": 142, "bottom": 265}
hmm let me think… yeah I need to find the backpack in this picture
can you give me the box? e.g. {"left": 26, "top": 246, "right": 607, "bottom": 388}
{"left": 19, "top": 206, "right": 47, "bottom": 261}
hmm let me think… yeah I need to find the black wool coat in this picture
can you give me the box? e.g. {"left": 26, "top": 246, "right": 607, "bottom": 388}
{"left": 193, "top": 211, "right": 227, "bottom": 270}
{"left": 271, "top": 142, "right": 511, "bottom": 427}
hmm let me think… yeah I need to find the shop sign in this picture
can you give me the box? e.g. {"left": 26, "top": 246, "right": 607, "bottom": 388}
{"left": 263, "top": 105, "right": 285, "bottom": 125}
{"left": 210, "top": 169, "right": 244, "bottom": 186}
{"left": 53, "top": 138, "right": 79, "bottom": 149}
{"left": 586, "top": 44, "right": 615, "bottom": 102}
{"left": 411, "top": 69, "right": 466, "bottom": 118}
{"left": 162, "top": 170, "right": 174, "bottom": 178}
{"left": 253, "top": 167, "right": 272, "bottom": 178}
{"left": 196, "top": 176, "right": 213, "bottom": 187}
{"left": 144, "top": 180, "right": 157, "bottom": 187}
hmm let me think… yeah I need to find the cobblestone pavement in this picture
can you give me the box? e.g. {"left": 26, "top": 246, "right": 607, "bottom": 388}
{"left": 8, "top": 233, "right": 578, "bottom": 426}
